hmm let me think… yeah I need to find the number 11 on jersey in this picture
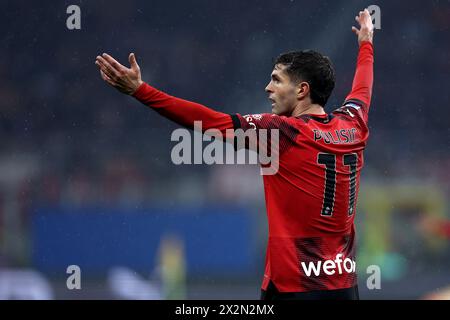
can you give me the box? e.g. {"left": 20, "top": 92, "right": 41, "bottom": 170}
{"left": 318, "top": 153, "right": 358, "bottom": 217}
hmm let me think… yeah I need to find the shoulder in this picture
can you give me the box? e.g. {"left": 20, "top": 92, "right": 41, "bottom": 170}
{"left": 330, "top": 101, "right": 368, "bottom": 128}
{"left": 236, "top": 113, "right": 299, "bottom": 131}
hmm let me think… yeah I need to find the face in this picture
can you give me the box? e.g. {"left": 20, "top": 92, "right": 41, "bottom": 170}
{"left": 265, "top": 64, "right": 299, "bottom": 116}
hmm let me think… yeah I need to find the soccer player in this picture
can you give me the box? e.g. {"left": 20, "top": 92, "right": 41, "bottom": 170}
{"left": 95, "top": 9, "right": 374, "bottom": 300}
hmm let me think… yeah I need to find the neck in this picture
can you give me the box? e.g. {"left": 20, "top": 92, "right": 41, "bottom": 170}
{"left": 291, "top": 102, "right": 325, "bottom": 117}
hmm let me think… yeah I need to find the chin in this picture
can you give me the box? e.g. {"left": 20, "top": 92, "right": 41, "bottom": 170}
{"left": 272, "top": 107, "right": 281, "bottom": 115}
{"left": 273, "top": 109, "right": 287, "bottom": 116}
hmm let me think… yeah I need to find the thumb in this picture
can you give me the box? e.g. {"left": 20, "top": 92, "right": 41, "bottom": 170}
{"left": 129, "top": 53, "right": 139, "bottom": 70}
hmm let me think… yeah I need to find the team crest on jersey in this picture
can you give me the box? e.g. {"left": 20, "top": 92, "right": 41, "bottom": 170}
{"left": 244, "top": 114, "right": 262, "bottom": 121}
{"left": 243, "top": 114, "right": 263, "bottom": 130}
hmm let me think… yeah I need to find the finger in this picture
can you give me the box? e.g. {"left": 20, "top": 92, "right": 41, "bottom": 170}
{"left": 96, "top": 58, "right": 116, "bottom": 80}
{"left": 97, "top": 56, "right": 120, "bottom": 79}
{"left": 97, "top": 62, "right": 106, "bottom": 79}
{"left": 96, "top": 61, "right": 116, "bottom": 85}
{"left": 129, "top": 53, "right": 139, "bottom": 71}
{"left": 100, "top": 70, "right": 116, "bottom": 86}
{"left": 97, "top": 55, "right": 120, "bottom": 76}
{"left": 95, "top": 60, "right": 109, "bottom": 75}
{"left": 100, "top": 69, "right": 111, "bottom": 81}
{"left": 351, "top": 26, "right": 359, "bottom": 34}
{"left": 102, "top": 53, "right": 126, "bottom": 72}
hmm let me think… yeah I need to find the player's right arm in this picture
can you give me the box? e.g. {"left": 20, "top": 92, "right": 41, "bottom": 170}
{"left": 95, "top": 53, "right": 289, "bottom": 151}
{"left": 344, "top": 9, "right": 374, "bottom": 122}
{"left": 95, "top": 53, "right": 236, "bottom": 138}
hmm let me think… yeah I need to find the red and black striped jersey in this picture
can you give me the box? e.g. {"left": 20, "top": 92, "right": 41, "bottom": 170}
{"left": 133, "top": 41, "right": 374, "bottom": 293}
{"left": 232, "top": 98, "right": 369, "bottom": 291}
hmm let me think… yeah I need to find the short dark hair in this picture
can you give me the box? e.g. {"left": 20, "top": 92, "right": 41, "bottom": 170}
{"left": 274, "top": 50, "right": 335, "bottom": 107}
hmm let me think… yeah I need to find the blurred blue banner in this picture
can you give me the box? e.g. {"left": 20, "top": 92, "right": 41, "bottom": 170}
{"left": 31, "top": 205, "right": 257, "bottom": 276}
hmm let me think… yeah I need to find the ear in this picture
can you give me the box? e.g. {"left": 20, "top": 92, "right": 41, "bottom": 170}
{"left": 297, "top": 81, "right": 310, "bottom": 99}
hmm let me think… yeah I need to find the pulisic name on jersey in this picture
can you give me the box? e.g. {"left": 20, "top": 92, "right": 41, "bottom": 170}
{"left": 313, "top": 128, "right": 357, "bottom": 144}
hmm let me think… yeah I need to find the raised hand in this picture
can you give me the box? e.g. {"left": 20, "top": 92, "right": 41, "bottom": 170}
{"left": 95, "top": 52, "right": 143, "bottom": 95}
{"left": 352, "top": 9, "right": 374, "bottom": 45}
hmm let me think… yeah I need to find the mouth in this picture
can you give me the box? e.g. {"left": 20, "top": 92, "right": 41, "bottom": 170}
{"left": 268, "top": 97, "right": 276, "bottom": 107}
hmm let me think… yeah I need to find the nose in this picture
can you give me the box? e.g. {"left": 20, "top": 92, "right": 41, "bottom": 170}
{"left": 265, "top": 82, "right": 273, "bottom": 93}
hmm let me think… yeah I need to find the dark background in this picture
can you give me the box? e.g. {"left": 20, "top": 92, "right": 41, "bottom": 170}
{"left": 0, "top": 0, "right": 449, "bottom": 299}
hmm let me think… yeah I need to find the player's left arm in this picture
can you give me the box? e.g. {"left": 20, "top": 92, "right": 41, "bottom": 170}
{"left": 344, "top": 9, "right": 374, "bottom": 122}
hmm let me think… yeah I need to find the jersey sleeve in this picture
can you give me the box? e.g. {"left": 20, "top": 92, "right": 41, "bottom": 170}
{"left": 343, "top": 41, "right": 374, "bottom": 124}
{"left": 132, "top": 82, "right": 235, "bottom": 138}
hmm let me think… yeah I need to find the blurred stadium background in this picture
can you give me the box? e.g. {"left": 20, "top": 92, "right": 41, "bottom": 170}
{"left": 0, "top": 0, "right": 449, "bottom": 299}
